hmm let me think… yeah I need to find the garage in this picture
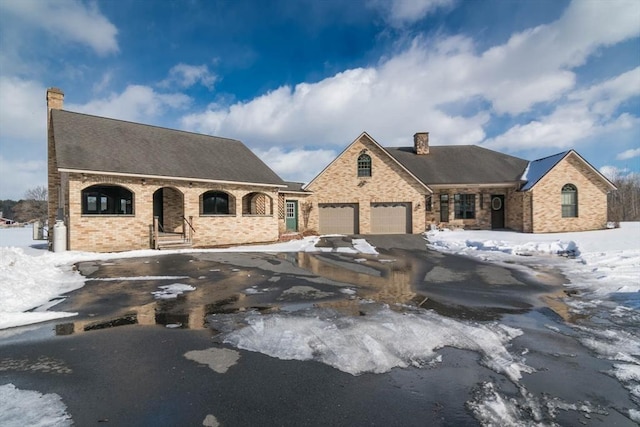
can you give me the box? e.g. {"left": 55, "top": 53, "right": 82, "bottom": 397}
{"left": 370, "top": 203, "right": 411, "bottom": 234}
{"left": 318, "top": 203, "right": 358, "bottom": 234}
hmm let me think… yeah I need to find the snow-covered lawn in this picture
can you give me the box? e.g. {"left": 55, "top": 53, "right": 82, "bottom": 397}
{"left": 425, "top": 222, "right": 640, "bottom": 295}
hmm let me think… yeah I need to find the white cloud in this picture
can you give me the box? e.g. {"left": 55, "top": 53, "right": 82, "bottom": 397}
{"left": 617, "top": 148, "right": 640, "bottom": 161}
{"left": 0, "top": 0, "right": 118, "bottom": 55}
{"left": 484, "top": 68, "right": 640, "bottom": 151}
{"left": 368, "top": 0, "right": 455, "bottom": 27}
{"left": 570, "top": 67, "right": 640, "bottom": 116}
{"left": 68, "top": 85, "right": 191, "bottom": 123}
{"left": 159, "top": 64, "right": 218, "bottom": 90}
{"left": 0, "top": 76, "right": 45, "bottom": 143}
{"left": 253, "top": 147, "right": 337, "bottom": 183}
{"left": 0, "top": 156, "right": 46, "bottom": 200}
{"left": 181, "top": 0, "right": 639, "bottom": 152}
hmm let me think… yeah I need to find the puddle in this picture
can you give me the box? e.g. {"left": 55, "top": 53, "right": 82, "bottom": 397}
{"left": 45, "top": 249, "right": 570, "bottom": 336}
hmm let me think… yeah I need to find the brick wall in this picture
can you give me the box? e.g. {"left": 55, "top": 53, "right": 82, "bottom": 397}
{"left": 529, "top": 153, "right": 609, "bottom": 232}
{"left": 47, "top": 89, "right": 64, "bottom": 247}
{"left": 306, "top": 134, "right": 428, "bottom": 234}
{"left": 65, "top": 174, "right": 280, "bottom": 252}
{"left": 426, "top": 186, "right": 521, "bottom": 230}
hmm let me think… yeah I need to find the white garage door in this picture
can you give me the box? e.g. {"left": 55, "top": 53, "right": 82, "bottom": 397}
{"left": 371, "top": 203, "right": 411, "bottom": 234}
{"left": 319, "top": 204, "right": 358, "bottom": 234}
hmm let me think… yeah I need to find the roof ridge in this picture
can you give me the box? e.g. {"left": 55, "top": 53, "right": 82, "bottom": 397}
{"left": 54, "top": 109, "right": 241, "bottom": 144}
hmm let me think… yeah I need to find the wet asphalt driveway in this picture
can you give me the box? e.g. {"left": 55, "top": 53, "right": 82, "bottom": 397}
{"left": 1, "top": 235, "right": 636, "bottom": 426}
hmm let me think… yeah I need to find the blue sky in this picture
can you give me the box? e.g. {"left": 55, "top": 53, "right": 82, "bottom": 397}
{"left": 0, "top": 0, "right": 638, "bottom": 200}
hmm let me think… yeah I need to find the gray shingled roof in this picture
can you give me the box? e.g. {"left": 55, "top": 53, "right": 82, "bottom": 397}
{"left": 51, "top": 109, "right": 285, "bottom": 186}
{"left": 281, "top": 181, "right": 309, "bottom": 193}
{"left": 384, "top": 145, "right": 529, "bottom": 185}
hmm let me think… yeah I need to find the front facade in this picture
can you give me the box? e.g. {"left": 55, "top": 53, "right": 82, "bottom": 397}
{"left": 47, "top": 88, "right": 287, "bottom": 252}
{"left": 305, "top": 133, "right": 428, "bottom": 235}
{"left": 305, "top": 132, "right": 615, "bottom": 235}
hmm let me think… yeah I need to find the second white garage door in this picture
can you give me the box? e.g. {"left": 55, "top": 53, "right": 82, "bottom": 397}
{"left": 318, "top": 203, "right": 358, "bottom": 234}
{"left": 370, "top": 203, "right": 411, "bottom": 234}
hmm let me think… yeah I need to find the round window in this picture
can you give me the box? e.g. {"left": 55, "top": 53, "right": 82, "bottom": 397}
{"left": 491, "top": 197, "right": 503, "bottom": 211}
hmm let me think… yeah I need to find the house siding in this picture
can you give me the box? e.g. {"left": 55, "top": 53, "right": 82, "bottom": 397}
{"left": 528, "top": 153, "right": 609, "bottom": 233}
{"left": 306, "top": 134, "right": 427, "bottom": 234}
{"left": 65, "top": 174, "right": 280, "bottom": 252}
{"left": 426, "top": 187, "right": 523, "bottom": 230}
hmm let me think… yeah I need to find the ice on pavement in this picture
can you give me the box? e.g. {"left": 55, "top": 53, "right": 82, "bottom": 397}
{"left": 151, "top": 283, "right": 196, "bottom": 299}
{"left": 0, "top": 383, "right": 72, "bottom": 427}
{"left": 218, "top": 303, "right": 531, "bottom": 381}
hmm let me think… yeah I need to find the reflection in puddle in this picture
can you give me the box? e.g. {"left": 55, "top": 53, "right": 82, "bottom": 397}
{"left": 53, "top": 250, "right": 569, "bottom": 336}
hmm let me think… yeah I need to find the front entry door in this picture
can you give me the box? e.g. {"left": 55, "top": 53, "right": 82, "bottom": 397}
{"left": 490, "top": 195, "right": 505, "bottom": 229}
{"left": 285, "top": 200, "right": 298, "bottom": 231}
{"left": 153, "top": 188, "right": 164, "bottom": 230}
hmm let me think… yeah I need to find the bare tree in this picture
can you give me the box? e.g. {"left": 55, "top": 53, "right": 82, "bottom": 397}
{"left": 13, "top": 186, "right": 48, "bottom": 223}
{"left": 608, "top": 174, "right": 640, "bottom": 223}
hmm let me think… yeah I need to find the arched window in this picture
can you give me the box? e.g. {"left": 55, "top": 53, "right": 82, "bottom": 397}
{"left": 82, "top": 185, "right": 133, "bottom": 215}
{"left": 561, "top": 184, "right": 578, "bottom": 218}
{"left": 357, "top": 154, "right": 371, "bottom": 177}
{"left": 202, "top": 191, "right": 232, "bottom": 215}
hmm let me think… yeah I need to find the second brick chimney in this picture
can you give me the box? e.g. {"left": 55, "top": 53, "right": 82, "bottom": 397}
{"left": 414, "top": 132, "right": 429, "bottom": 155}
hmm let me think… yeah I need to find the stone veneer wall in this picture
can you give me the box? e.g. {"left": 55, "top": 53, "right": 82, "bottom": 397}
{"left": 305, "top": 135, "right": 427, "bottom": 234}
{"left": 529, "top": 153, "right": 610, "bottom": 233}
{"left": 66, "top": 173, "right": 280, "bottom": 252}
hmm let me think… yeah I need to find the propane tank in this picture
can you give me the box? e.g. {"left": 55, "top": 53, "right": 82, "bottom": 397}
{"left": 53, "top": 220, "right": 67, "bottom": 252}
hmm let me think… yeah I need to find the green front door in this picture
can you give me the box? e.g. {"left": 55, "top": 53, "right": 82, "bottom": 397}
{"left": 285, "top": 200, "right": 298, "bottom": 231}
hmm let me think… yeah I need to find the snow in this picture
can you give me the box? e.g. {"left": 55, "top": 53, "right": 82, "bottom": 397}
{"left": 151, "top": 283, "right": 197, "bottom": 299}
{"left": 425, "top": 222, "right": 640, "bottom": 295}
{"left": 2, "top": 223, "right": 639, "bottom": 425}
{"left": 0, "top": 384, "right": 72, "bottom": 427}
{"left": 218, "top": 303, "right": 531, "bottom": 380}
{"left": 0, "top": 227, "right": 378, "bottom": 330}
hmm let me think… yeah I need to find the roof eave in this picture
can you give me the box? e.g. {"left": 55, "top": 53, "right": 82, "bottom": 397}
{"left": 58, "top": 168, "right": 285, "bottom": 189}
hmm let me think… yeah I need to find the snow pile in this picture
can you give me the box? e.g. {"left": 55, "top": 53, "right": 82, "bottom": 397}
{"left": 426, "top": 222, "right": 640, "bottom": 295}
{"left": 219, "top": 304, "right": 530, "bottom": 380}
{"left": 467, "top": 382, "right": 610, "bottom": 427}
{"left": 0, "top": 247, "right": 84, "bottom": 329}
{"left": 0, "top": 384, "right": 72, "bottom": 427}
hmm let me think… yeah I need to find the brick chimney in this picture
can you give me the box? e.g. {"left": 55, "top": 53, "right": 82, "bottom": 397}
{"left": 47, "top": 87, "right": 64, "bottom": 111}
{"left": 47, "top": 87, "right": 65, "bottom": 240}
{"left": 414, "top": 132, "right": 429, "bottom": 155}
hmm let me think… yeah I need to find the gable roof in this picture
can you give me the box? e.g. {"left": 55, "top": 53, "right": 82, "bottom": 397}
{"left": 305, "top": 132, "right": 432, "bottom": 192}
{"left": 520, "top": 150, "right": 617, "bottom": 191}
{"left": 51, "top": 109, "right": 285, "bottom": 187}
{"left": 519, "top": 151, "right": 568, "bottom": 191}
{"left": 385, "top": 145, "right": 529, "bottom": 186}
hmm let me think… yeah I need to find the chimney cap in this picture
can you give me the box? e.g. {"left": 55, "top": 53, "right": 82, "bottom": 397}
{"left": 47, "top": 87, "right": 64, "bottom": 95}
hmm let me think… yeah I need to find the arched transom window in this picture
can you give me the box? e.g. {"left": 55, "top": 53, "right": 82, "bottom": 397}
{"left": 561, "top": 184, "right": 578, "bottom": 218}
{"left": 357, "top": 153, "right": 371, "bottom": 177}
{"left": 82, "top": 185, "right": 133, "bottom": 215}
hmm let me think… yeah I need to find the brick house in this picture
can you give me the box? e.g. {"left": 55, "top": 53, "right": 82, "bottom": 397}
{"left": 46, "top": 88, "right": 299, "bottom": 252}
{"left": 304, "top": 132, "right": 616, "bottom": 234}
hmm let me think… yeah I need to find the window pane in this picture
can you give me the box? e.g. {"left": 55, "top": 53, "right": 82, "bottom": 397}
{"left": 357, "top": 154, "right": 371, "bottom": 177}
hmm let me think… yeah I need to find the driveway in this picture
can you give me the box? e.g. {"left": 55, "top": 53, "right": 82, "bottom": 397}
{"left": 0, "top": 236, "right": 635, "bottom": 426}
